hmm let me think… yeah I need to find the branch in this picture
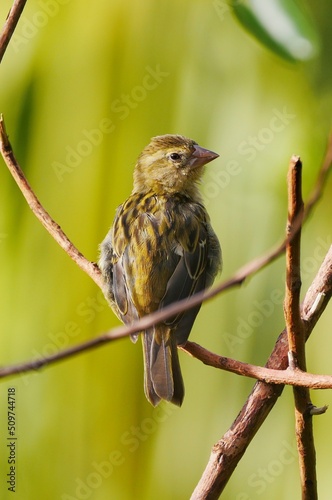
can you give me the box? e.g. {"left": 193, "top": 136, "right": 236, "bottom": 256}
{"left": 284, "top": 157, "right": 317, "bottom": 499}
{"left": 285, "top": 155, "right": 305, "bottom": 364}
{"left": 190, "top": 243, "right": 332, "bottom": 500}
{"left": 182, "top": 342, "right": 332, "bottom": 390}
{"left": 0, "top": 0, "right": 27, "bottom": 63}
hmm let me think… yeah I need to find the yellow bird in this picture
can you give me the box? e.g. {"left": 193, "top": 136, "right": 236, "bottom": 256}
{"left": 99, "top": 134, "right": 221, "bottom": 406}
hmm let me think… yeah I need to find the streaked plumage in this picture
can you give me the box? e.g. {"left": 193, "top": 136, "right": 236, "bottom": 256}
{"left": 99, "top": 134, "right": 221, "bottom": 406}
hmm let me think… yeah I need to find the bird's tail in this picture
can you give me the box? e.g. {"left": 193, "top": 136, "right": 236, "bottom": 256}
{"left": 141, "top": 326, "right": 184, "bottom": 406}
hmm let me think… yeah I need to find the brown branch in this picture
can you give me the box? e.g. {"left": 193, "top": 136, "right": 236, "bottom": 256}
{"left": 285, "top": 157, "right": 317, "bottom": 498}
{"left": 0, "top": 0, "right": 27, "bottom": 63}
{"left": 285, "top": 155, "right": 305, "bottom": 363}
{"left": 0, "top": 115, "right": 103, "bottom": 289}
{"left": 190, "top": 243, "right": 332, "bottom": 500}
{"left": 182, "top": 342, "right": 332, "bottom": 390}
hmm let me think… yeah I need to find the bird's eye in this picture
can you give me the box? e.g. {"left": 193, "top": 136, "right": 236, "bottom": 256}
{"left": 169, "top": 153, "right": 181, "bottom": 161}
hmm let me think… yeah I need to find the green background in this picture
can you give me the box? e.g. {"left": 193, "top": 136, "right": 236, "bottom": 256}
{"left": 0, "top": 1, "right": 331, "bottom": 499}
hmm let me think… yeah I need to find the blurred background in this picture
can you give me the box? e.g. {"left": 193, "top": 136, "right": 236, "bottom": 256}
{"left": 0, "top": 0, "right": 331, "bottom": 498}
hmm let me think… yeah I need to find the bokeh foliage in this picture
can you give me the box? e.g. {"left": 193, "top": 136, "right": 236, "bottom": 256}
{"left": 0, "top": 1, "right": 331, "bottom": 499}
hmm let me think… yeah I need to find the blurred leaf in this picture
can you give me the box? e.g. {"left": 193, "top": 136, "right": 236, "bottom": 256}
{"left": 231, "top": 0, "right": 320, "bottom": 62}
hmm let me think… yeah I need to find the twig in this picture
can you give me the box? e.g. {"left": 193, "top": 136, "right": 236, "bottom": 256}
{"left": 0, "top": 0, "right": 27, "bottom": 63}
{"left": 182, "top": 342, "right": 332, "bottom": 389}
{"left": 190, "top": 243, "right": 332, "bottom": 499}
{"left": 0, "top": 115, "right": 103, "bottom": 289}
{"left": 285, "top": 155, "right": 305, "bottom": 365}
{"left": 285, "top": 156, "right": 317, "bottom": 499}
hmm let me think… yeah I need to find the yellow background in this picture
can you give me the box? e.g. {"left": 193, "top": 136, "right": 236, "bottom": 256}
{"left": 0, "top": 1, "right": 331, "bottom": 499}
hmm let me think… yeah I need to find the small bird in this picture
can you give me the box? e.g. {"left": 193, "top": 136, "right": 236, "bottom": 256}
{"left": 99, "top": 134, "right": 221, "bottom": 406}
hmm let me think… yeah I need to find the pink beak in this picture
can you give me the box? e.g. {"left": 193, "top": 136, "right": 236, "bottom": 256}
{"left": 188, "top": 144, "right": 219, "bottom": 169}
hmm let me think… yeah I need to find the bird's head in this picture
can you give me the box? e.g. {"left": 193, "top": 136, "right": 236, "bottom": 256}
{"left": 133, "top": 134, "right": 219, "bottom": 196}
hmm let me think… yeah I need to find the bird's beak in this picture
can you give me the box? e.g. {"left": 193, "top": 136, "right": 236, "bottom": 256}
{"left": 188, "top": 145, "right": 219, "bottom": 169}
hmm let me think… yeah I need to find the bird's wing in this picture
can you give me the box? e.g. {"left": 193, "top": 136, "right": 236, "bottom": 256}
{"left": 158, "top": 204, "right": 212, "bottom": 344}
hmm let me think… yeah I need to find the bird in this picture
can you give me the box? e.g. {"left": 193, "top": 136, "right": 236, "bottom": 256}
{"left": 99, "top": 134, "right": 221, "bottom": 406}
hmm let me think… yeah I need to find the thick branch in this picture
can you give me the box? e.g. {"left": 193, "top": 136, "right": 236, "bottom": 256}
{"left": 190, "top": 245, "right": 332, "bottom": 499}
{"left": 0, "top": 0, "right": 27, "bottom": 62}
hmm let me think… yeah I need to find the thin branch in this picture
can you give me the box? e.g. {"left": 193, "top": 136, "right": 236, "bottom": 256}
{"left": 182, "top": 342, "right": 332, "bottom": 389}
{"left": 190, "top": 244, "right": 332, "bottom": 500}
{"left": 1, "top": 293, "right": 332, "bottom": 390}
{"left": 0, "top": 116, "right": 103, "bottom": 289}
{"left": 0, "top": 0, "right": 27, "bottom": 63}
{"left": 284, "top": 156, "right": 317, "bottom": 499}
{"left": 285, "top": 155, "right": 305, "bottom": 363}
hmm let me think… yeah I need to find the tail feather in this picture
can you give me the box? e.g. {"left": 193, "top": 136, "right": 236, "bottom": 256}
{"left": 151, "top": 335, "right": 174, "bottom": 401}
{"left": 142, "top": 331, "right": 161, "bottom": 407}
{"left": 142, "top": 327, "right": 184, "bottom": 406}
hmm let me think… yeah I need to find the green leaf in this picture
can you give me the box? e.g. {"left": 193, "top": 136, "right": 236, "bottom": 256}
{"left": 231, "top": 0, "right": 320, "bottom": 62}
